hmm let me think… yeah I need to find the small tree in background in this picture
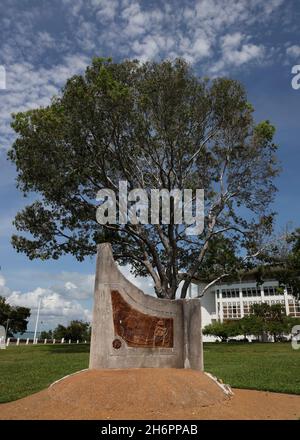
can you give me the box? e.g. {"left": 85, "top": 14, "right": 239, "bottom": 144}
{"left": 40, "top": 329, "right": 53, "bottom": 340}
{"left": 53, "top": 320, "right": 90, "bottom": 342}
{"left": 0, "top": 296, "right": 30, "bottom": 337}
{"left": 203, "top": 321, "right": 240, "bottom": 342}
{"left": 267, "top": 320, "right": 290, "bottom": 342}
{"left": 203, "top": 303, "right": 297, "bottom": 343}
{"left": 52, "top": 324, "right": 67, "bottom": 340}
{"left": 237, "top": 315, "right": 265, "bottom": 340}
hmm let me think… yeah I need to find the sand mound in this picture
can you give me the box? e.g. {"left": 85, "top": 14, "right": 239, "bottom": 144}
{"left": 48, "top": 368, "right": 228, "bottom": 413}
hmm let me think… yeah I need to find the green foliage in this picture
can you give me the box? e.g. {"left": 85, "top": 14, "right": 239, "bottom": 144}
{"left": 40, "top": 330, "right": 53, "bottom": 340}
{"left": 203, "top": 316, "right": 265, "bottom": 342}
{"left": 203, "top": 320, "right": 240, "bottom": 342}
{"left": 194, "top": 235, "right": 241, "bottom": 283}
{"left": 8, "top": 57, "right": 280, "bottom": 299}
{"left": 203, "top": 302, "right": 297, "bottom": 342}
{"left": 237, "top": 315, "right": 265, "bottom": 338}
{"left": 251, "top": 302, "right": 292, "bottom": 341}
{"left": 267, "top": 319, "right": 291, "bottom": 342}
{"left": 52, "top": 320, "right": 90, "bottom": 342}
{"left": 254, "top": 120, "right": 276, "bottom": 144}
{"left": 0, "top": 296, "right": 30, "bottom": 336}
{"left": 254, "top": 227, "right": 300, "bottom": 299}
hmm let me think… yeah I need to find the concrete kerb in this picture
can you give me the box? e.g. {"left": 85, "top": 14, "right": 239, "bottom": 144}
{"left": 204, "top": 372, "right": 234, "bottom": 397}
{"left": 49, "top": 369, "right": 89, "bottom": 388}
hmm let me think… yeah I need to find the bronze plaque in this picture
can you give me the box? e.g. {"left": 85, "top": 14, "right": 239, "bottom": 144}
{"left": 111, "top": 290, "right": 174, "bottom": 348}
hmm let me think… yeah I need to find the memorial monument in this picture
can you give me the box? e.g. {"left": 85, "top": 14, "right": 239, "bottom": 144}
{"left": 89, "top": 243, "right": 203, "bottom": 370}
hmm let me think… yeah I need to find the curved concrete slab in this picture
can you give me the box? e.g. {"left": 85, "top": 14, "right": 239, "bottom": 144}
{"left": 89, "top": 243, "right": 203, "bottom": 370}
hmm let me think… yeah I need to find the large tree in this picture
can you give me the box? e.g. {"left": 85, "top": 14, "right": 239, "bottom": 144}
{"left": 8, "top": 58, "right": 279, "bottom": 299}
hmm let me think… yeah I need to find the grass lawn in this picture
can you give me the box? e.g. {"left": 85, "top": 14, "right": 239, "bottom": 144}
{"left": 0, "top": 344, "right": 89, "bottom": 403}
{"left": 204, "top": 342, "right": 300, "bottom": 395}
{"left": 0, "top": 342, "right": 299, "bottom": 403}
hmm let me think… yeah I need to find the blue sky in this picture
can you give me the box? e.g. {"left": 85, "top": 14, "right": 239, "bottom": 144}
{"left": 0, "top": 0, "right": 300, "bottom": 331}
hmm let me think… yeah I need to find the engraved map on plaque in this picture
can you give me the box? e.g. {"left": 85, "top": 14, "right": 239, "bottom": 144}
{"left": 111, "top": 290, "right": 174, "bottom": 348}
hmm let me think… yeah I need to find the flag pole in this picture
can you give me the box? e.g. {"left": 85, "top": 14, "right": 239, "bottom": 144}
{"left": 33, "top": 297, "right": 42, "bottom": 344}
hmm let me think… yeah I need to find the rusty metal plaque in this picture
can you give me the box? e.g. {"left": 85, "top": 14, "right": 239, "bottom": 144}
{"left": 111, "top": 290, "right": 174, "bottom": 348}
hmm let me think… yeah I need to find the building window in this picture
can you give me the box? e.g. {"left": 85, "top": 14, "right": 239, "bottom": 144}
{"left": 223, "top": 301, "right": 241, "bottom": 319}
{"left": 243, "top": 300, "right": 262, "bottom": 316}
{"left": 263, "top": 286, "right": 282, "bottom": 296}
{"left": 221, "top": 288, "right": 240, "bottom": 298}
{"left": 243, "top": 302, "right": 250, "bottom": 315}
{"left": 264, "top": 287, "right": 270, "bottom": 296}
{"left": 288, "top": 299, "right": 300, "bottom": 317}
{"left": 242, "top": 287, "right": 261, "bottom": 297}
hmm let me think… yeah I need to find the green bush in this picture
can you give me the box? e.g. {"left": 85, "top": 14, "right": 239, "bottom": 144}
{"left": 203, "top": 321, "right": 240, "bottom": 342}
{"left": 203, "top": 303, "right": 300, "bottom": 342}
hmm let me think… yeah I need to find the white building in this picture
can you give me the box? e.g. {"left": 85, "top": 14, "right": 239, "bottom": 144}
{"left": 188, "top": 279, "right": 300, "bottom": 341}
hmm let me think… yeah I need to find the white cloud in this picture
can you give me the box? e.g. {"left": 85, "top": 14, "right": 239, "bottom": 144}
{"left": 224, "top": 43, "right": 264, "bottom": 66}
{"left": 0, "top": 264, "right": 154, "bottom": 330}
{"left": 118, "top": 264, "right": 154, "bottom": 295}
{"left": 65, "top": 281, "right": 77, "bottom": 290}
{"left": 0, "top": 54, "right": 90, "bottom": 150}
{"left": 90, "top": 0, "right": 282, "bottom": 66}
{"left": 51, "top": 272, "right": 95, "bottom": 299}
{"left": 93, "top": 0, "right": 119, "bottom": 21}
{"left": 222, "top": 32, "right": 244, "bottom": 49}
{"left": 209, "top": 32, "right": 265, "bottom": 75}
{"left": 8, "top": 287, "right": 92, "bottom": 329}
{"left": 191, "top": 37, "right": 211, "bottom": 58}
{"left": 0, "top": 271, "right": 91, "bottom": 328}
{"left": 61, "top": 0, "right": 84, "bottom": 17}
{"left": 286, "top": 45, "right": 300, "bottom": 59}
{"left": 36, "top": 32, "right": 55, "bottom": 49}
{"left": 0, "top": 274, "right": 11, "bottom": 296}
{"left": 0, "top": 1, "right": 288, "bottom": 149}
{"left": 132, "top": 36, "right": 161, "bottom": 62}
{"left": 262, "top": 0, "right": 284, "bottom": 16}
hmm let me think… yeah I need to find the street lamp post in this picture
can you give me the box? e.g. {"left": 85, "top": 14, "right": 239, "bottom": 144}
{"left": 5, "top": 318, "right": 10, "bottom": 342}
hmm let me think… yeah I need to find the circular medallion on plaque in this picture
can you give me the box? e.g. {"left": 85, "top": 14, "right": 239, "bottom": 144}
{"left": 112, "top": 338, "right": 122, "bottom": 349}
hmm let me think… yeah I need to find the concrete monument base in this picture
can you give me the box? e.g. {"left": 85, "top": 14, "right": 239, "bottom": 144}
{"left": 89, "top": 243, "right": 203, "bottom": 370}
